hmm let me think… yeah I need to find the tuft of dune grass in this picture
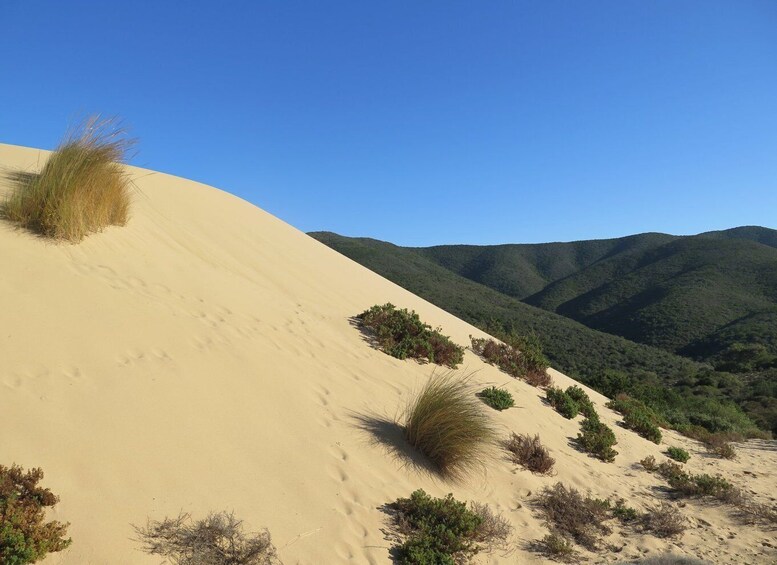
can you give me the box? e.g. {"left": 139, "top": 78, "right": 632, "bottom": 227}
{"left": 3, "top": 115, "right": 133, "bottom": 242}
{"left": 403, "top": 372, "right": 497, "bottom": 481}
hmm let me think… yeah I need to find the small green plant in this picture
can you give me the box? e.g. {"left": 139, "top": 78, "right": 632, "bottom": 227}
{"left": 612, "top": 499, "right": 639, "bottom": 523}
{"left": 476, "top": 386, "right": 514, "bottom": 411}
{"left": 649, "top": 461, "right": 738, "bottom": 501}
{"left": 3, "top": 115, "right": 133, "bottom": 242}
{"left": 134, "top": 511, "right": 280, "bottom": 565}
{"left": 470, "top": 334, "right": 551, "bottom": 387}
{"left": 504, "top": 433, "right": 555, "bottom": 475}
{"left": 538, "top": 533, "right": 576, "bottom": 562}
{"left": 607, "top": 394, "right": 664, "bottom": 444}
{"left": 546, "top": 387, "right": 579, "bottom": 419}
{"left": 576, "top": 414, "right": 618, "bottom": 462}
{"left": 0, "top": 464, "right": 71, "bottom": 565}
{"left": 623, "top": 410, "right": 663, "bottom": 444}
{"left": 536, "top": 483, "right": 612, "bottom": 550}
{"left": 388, "top": 490, "right": 511, "bottom": 564}
{"left": 666, "top": 447, "right": 690, "bottom": 463}
{"left": 565, "top": 386, "right": 597, "bottom": 418}
{"left": 404, "top": 373, "right": 497, "bottom": 481}
{"left": 358, "top": 304, "right": 464, "bottom": 367}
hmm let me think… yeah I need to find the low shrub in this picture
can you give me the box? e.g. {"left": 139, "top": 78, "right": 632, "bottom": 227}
{"left": 609, "top": 394, "right": 663, "bottom": 444}
{"left": 404, "top": 373, "right": 497, "bottom": 481}
{"left": 577, "top": 414, "right": 618, "bottom": 462}
{"left": 640, "top": 455, "right": 658, "bottom": 472}
{"left": 546, "top": 387, "right": 579, "bottom": 419}
{"left": 666, "top": 447, "right": 690, "bottom": 463}
{"left": 612, "top": 499, "right": 639, "bottom": 524}
{"left": 476, "top": 386, "right": 514, "bottom": 411}
{"left": 388, "top": 490, "right": 511, "bottom": 564}
{"left": 536, "top": 483, "right": 611, "bottom": 550}
{"left": 0, "top": 464, "right": 71, "bottom": 565}
{"left": 640, "top": 503, "right": 687, "bottom": 538}
{"left": 134, "top": 511, "right": 279, "bottom": 565}
{"left": 702, "top": 434, "right": 737, "bottom": 460}
{"left": 565, "top": 386, "right": 597, "bottom": 418}
{"left": 358, "top": 304, "right": 464, "bottom": 368}
{"left": 538, "top": 533, "right": 577, "bottom": 562}
{"left": 504, "top": 433, "right": 555, "bottom": 475}
{"left": 650, "top": 461, "right": 739, "bottom": 502}
{"left": 470, "top": 334, "right": 551, "bottom": 387}
{"left": 3, "top": 115, "right": 133, "bottom": 242}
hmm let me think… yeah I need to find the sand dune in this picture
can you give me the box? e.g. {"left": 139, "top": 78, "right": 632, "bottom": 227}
{"left": 1, "top": 143, "right": 774, "bottom": 564}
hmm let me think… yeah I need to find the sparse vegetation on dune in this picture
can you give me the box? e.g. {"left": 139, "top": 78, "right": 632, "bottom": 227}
{"left": 403, "top": 372, "right": 497, "bottom": 481}
{"left": 470, "top": 333, "right": 551, "bottom": 387}
{"left": 3, "top": 116, "right": 133, "bottom": 242}
{"left": 546, "top": 386, "right": 580, "bottom": 419}
{"left": 387, "top": 489, "right": 511, "bottom": 564}
{"left": 666, "top": 446, "right": 690, "bottom": 463}
{"left": 134, "top": 511, "right": 280, "bottom": 565}
{"left": 536, "top": 483, "right": 612, "bottom": 550}
{"left": 476, "top": 386, "right": 514, "bottom": 411}
{"left": 576, "top": 414, "right": 618, "bottom": 462}
{"left": 537, "top": 533, "right": 577, "bottom": 562}
{"left": 504, "top": 433, "right": 555, "bottom": 475}
{"left": 0, "top": 464, "right": 71, "bottom": 565}
{"left": 607, "top": 394, "right": 663, "bottom": 444}
{"left": 357, "top": 304, "right": 464, "bottom": 367}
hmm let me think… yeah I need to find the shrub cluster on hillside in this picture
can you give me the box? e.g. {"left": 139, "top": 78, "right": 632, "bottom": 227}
{"left": 134, "top": 511, "right": 280, "bottom": 565}
{"left": 357, "top": 304, "right": 464, "bottom": 368}
{"left": 387, "top": 489, "right": 511, "bottom": 564}
{"left": 470, "top": 334, "right": 551, "bottom": 387}
{"left": 546, "top": 387, "right": 580, "bottom": 419}
{"left": 3, "top": 116, "right": 133, "bottom": 242}
{"left": 0, "top": 464, "right": 71, "bottom": 565}
{"left": 576, "top": 413, "right": 618, "bottom": 462}
{"left": 607, "top": 394, "right": 663, "bottom": 444}
{"left": 403, "top": 373, "right": 496, "bottom": 481}
{"left": 504, "top": 433, "right": 555, "bottom": 475}
{"left": 476, "top": 386, "right": 514, "bottom": 411}
{"left": 666, "top": 447, "right": 690, "bottom": 463}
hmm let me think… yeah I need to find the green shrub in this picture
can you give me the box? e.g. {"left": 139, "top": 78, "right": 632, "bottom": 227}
{"left": 470, "top": 334, "right": 551, "bottom": 387}
{"left": 651, "top": 461, "right": 738, "bottom": 501}
{"left": 612, "top": 499, "right": 639, "bottom": 523}
{"left": 504, "top": 433, "right": 555, "bottom": 475}
{"left": 0, "top": 464, "right": 71, "bottom": 564}
{"left": 623, "top": 410, "right": 663, "bottom": 444}
{"left": 389, "top": 490, "right": 511, "bottom": 564}
{"left": 536, "top": 483, "right": 611, "bottom": 550}
{"left": 565, "top": 385, "right": 597, "bottom": 418}
{"left": 3, "top": 116, "right": 132, "bottom": 242}
{"left": 404, "top": 373, "right": 497, "bottom": 481}
{"left": 134, "top": 511, "right": 279, "bottom": 565}
{"left": 608, "top": 394, "right": 663, "bottom": 443}
{"left": 666, "top": 447, "right": 690, "bottom": 463}
{"left": 476, "top": 386, "right": 514, "bottom": 411}
{"left": 576, "top": 415, "right": 618, "bottom": 462}
{"left": 546, "top": 387, "right": 579, "bottom": 419}
{"left": 358, "top": 304, "right": 464, "bottom": 368}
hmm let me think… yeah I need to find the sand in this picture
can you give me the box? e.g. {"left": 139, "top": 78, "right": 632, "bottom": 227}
{"left": 0, "top": 142, "right": 774, "bottom": 564}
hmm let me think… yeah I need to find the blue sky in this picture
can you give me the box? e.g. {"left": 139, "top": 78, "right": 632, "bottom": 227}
{"left": 1, "top": 1, "right": 776, "bottom": 246}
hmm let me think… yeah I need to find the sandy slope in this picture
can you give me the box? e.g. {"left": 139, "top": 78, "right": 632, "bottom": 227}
{"left": 0, "top": 143, "right": 774, "bottom": 565}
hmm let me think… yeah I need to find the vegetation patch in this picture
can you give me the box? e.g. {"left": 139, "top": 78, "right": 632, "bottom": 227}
{"left": 504, "top": 433, "right": 555, "bottom": 475}
{"left": 607, "top": 394, "right": 663, "bottom": 444}
{"left": 536, "top": 483, "right": 612, "bottom": 550}
{"left": 576, "top": 414, "right": 618, "bottom": 462}
{"left": 666, "top": 447, "right": 690, "bottom": 463}
{"left": 3, "top": 116, "right": 133, "bottom": 242}
{"left": 0, "top": 464, "right": 71, "bottom": 565}
{"left": 565, "top": 385, "right": 597, "bottom": 418}
{"left": 403, "top": 373, "right": 497, "bottom": 481}
{"left": 640, "top": 503, "right": 687, "bottom": 538}
{"left": 647, "top": 461, "right": 739, "bottom": 502}
{"left": 387, "top": 489, "right": 511, "bottom": 564}
{"left": 537, "top": 533, "right": 577, "bottom": 562}
{"left": 470, "top": 333, "right": 551, "bottom": 387}
{"left": 476, "top": 386, "right": 514, "bottom": 411}
{"left": 546, "top": 387, "right": 579, "bottom": 419}
{"left": 358, "top": 304, "right": 464, "bottom": 367}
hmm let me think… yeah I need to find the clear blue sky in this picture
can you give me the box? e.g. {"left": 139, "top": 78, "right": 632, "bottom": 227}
{"left": 2, "top": 1, "right": 776, "bottom": 246}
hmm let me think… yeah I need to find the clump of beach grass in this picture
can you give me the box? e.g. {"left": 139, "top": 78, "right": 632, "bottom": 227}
{"left": 403, "top": 372, "right": 497, "bottom": 481}
{"left": 3, "top": 115, "right": 133, "bottom": 242}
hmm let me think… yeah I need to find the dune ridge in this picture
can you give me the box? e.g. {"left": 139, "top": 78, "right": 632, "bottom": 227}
{"left": 1, "top": 143, "right": 774, "bottom": 564}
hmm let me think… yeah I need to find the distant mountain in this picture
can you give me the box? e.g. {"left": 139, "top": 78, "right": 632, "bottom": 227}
{"left": 310, "top": 227, "right": 777, "bottom": 434}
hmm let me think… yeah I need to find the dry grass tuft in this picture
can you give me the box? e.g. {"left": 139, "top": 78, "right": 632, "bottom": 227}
{"left": 3, "top": 115, "right": 133, "bottom": 242}
{"left": 403, "top": 372, "right": 497, "bottom": 481}
{"left": 537, "top": 533, "right": 577, "bottom": 562}
{"left": 133, "top": 511, "right": 280, "bottom": 565}
{"left": 640, "top": 502, "right": 687, "bottom": 538}
{"left": 504, "top": 433, "right": 555, "bottom": 475}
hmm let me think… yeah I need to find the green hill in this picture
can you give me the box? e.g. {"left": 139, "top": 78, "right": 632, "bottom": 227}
{"left": 310, "top": 227, "right": 777, "bottom": 435}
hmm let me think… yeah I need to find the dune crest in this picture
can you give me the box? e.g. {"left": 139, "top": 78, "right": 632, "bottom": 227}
{"left": 1, "top": 143, "right": 774, "bottom": 564}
